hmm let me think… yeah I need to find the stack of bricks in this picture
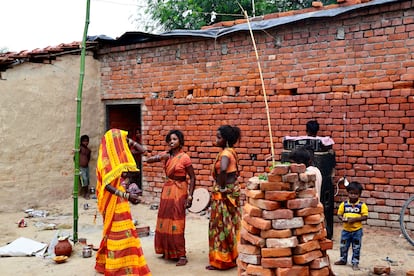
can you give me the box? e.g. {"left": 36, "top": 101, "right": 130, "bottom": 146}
{"left": 238, "top": 163, "right": 334, "bottom": 276}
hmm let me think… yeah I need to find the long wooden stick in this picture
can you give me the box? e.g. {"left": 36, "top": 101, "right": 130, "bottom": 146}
{"left": 73, "top": 0, "right": 91, "bottom": 243}
{"left": 240, "top": 6, "right": 276, "bottom": 166}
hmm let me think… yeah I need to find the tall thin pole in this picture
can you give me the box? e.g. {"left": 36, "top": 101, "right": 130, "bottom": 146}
{"left": 239, "top": 5, "right": 276, "bottom": 166}
{"left": 73, "top": 0, "right": 91, "bottom": 243}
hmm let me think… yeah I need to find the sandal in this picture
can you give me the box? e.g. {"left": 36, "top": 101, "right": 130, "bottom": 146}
{"left": 205, "top": 265, "right": 218, "bottom": 270}
{"left": 176, "top": 256, "right": 188, "bottom": 266}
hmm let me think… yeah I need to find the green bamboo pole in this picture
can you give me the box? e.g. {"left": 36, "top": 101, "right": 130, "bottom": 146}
{"left": 73, "top": 0, "right": 91, "bottom": 243}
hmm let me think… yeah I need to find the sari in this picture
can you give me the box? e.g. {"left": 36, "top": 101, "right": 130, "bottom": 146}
{"left": 208, "top": 148, "right": 241, "bottom": 270}
{"left": 154, "top": 150, "right": 191, "bottom": 259}
{"left": 95, "top": 129, "right": 151, "bottom": 276}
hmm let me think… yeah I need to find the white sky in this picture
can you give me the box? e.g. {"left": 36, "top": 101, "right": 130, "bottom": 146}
{"left": 1, "top": 0, "right": 147, "bottom": 52}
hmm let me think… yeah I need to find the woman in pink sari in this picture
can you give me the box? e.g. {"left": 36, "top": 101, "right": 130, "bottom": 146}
{"left": 145, "top": 130, "right": 195, "bottom": 266}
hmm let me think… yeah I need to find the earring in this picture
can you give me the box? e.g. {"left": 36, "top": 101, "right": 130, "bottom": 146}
{"left": 226, "top": 141, "right": 230, "bottom": 148}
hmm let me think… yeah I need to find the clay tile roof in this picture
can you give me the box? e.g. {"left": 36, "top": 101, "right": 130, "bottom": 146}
{"left": 0, "top": 40, "right": 98, "bottom": 72}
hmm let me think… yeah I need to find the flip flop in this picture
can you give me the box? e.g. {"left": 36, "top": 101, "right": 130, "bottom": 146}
{"left": 205, "top": 265, "right": 218, "bottom": 270}
{"left": 176, "top": 256, "right": 188, "bottom": 266}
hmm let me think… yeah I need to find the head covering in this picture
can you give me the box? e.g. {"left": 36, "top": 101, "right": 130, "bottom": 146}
{"left": 96, "top": 129, "right": 138, "bottom": 213}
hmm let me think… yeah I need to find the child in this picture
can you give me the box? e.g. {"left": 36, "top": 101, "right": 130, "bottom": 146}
{"left": 79, "top": 135, "right": 91, "bottom": 199}
{"left": 288, "top": 146, "right": 322, "bottom": 201}
{"left": 334, "top": 181, "right": 368, "bottom": 270}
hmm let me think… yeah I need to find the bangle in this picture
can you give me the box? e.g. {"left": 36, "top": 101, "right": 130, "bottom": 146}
{"left": 124, "top": 192, "right": 130, "bottom": 200}
{"left": 219, "top": 187, "right": 227, "bottom": 193}
{"left": 188, "top": 195, "right": 193, "bottom": 201}
{"left": 155, "top": 155, "right": 161, "bottom": 162}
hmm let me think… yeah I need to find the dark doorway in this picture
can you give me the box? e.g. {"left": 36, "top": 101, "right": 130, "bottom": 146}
{"left": 106, "top": 104, "right": 142, "bottom": 188}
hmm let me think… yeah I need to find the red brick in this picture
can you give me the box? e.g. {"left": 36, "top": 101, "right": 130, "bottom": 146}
{"left": 249, "top": 198, "right": 281, "bottom": 210}
{"left": 289, "top": 163, "right": 306, "bottom": 173}
{"left": 294, "top": 224, "right": 322, "bottom": 236}
{"left": 304, "top": 214, "right": 324, "bottom": 225}
{"left": 266, "top": 237, "right": 298, "bottom": 248}
{"left": 276, "top": 266, "right": 310, "bottom": 276}
{"left": 270, "top": 165, "right": 290, "bottom": 175}
{"left": 292, "top": 250, "right": 323, "bottom": 264}
{"left": 263, "top": 209, "right": 294, "bottom": 220}
{"left": 241, "top": 228, "right": 266, "bottom": 247}
{"left": 239, "top": 243, "right": 261, "bottom": 255}
{"left": 242, "top": 220, "right": 261, "bottom": 235}
{"left": 295, "top": 204, "right": 324, "bottom": 216}
{"left": 243, "top": 202, "right": 263, "bottom": 217}
{"left": 282, "top": 173, "right": 299, "bottom": 183}
{"left": 261, "top": 181, "right": 291, "bottom": 191}
{"left": 293, "top": 240, "right": 320, "bottom": 255}
{"left": 245, "top": 189, "right": 265, "bottom": 199}
{"left": 262, "top": 257, "right": 293, "bottom": 268}
{"left": 268, "top": 174, "right": 283, "bottom": 182}
{"left": 265, "top": 190, "right": 296, "bottom": 201}
{"left": 261, "top": 229, "right": 292, "bottom": 239}
{"left": 246, "top": 264, "right": 274, "bottom": 276}
{"left": 287, "top": 197, "right": 319, "bottom": 209}
{"left": 299, "top": 228, "right": 327, "bottom": 243}
{"left": 262, "top": 247, "right": 292, "bottom": 258}
{"left": 244, "top": 214, "right": 272, "bottom": 230}
{"left": 319, "top": 239, "right": 333, "bottom": 251}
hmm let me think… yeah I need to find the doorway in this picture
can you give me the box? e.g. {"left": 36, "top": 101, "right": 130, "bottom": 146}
{"left": 106, "top": 103, "right": 143, "bottom": 188}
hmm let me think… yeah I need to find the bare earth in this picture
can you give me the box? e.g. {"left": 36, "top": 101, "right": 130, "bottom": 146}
{"left": 1, "top": 197, "right": 414, "bottom": 276}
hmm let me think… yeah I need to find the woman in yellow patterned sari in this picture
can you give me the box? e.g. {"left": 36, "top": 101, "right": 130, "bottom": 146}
{"left": 95, "top": 129, "right": 151, "bottom": 276}
{"left": 206, "top": 125, "right": 241, "bottom": 270}
{"left": 145, "top": 129, "right": 195, "bottom": 266}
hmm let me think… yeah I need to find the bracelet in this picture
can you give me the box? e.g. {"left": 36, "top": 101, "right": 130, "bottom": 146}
{"left": 124, "top": 192, "right": 130, "bottom": 200}
{"left": 155, "top": 155, "right": 161, "bottom": 162}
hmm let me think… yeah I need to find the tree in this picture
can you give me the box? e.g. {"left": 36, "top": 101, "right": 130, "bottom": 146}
{"left": 146, "top": 0, "right": 336, "bottom": 31}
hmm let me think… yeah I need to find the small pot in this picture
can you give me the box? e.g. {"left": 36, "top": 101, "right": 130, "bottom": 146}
{"left": 82, "top": 246, "right": 92, "bottom": 258}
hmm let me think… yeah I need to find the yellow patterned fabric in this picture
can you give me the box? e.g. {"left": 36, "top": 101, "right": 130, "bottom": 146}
{"left": 95, "top": 129, "right": 151, "bottom": 276}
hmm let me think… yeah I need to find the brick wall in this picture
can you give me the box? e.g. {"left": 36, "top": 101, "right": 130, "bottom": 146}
{"left": 98, "top": 0, "right": 414, "bottom": 230}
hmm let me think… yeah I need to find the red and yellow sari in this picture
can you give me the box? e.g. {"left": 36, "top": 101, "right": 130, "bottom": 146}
{"left": 154, "top": 150, "right": 191, "bottom": 259}
{"left": 208, "top": 148, "right": 241, "bottom": 270}
{"left": 95, "top": 129, "right": 151, "bottom": 276}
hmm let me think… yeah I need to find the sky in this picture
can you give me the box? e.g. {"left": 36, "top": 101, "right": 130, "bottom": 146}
{"left": 1, "top": 0, "right": 150, "bottom": 52}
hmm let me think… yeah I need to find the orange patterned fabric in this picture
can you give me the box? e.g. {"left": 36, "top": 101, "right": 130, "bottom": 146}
{"left": 209, "top": 147, "right": 241, "bottom": 270}
{"left": 154, "top": 151, "right": 191, "bottom": 259}
{"left": 212, "top": 148, "right": 238, "bottom": 178}
{"left": 95, "top": 129, "right": 151, "bottom": 276}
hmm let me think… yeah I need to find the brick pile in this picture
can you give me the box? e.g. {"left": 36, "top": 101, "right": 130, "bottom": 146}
{"left": 238, "top": 163, "right": 334, "bottom": 276}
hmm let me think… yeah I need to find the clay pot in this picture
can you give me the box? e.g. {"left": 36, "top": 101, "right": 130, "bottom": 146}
{"left": 54, "top": 237, "right": 72, "bottom": 257}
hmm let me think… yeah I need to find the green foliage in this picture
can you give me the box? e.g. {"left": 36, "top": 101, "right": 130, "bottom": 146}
{"left": 147, "top": 0, "right": 337, "bottom": 31}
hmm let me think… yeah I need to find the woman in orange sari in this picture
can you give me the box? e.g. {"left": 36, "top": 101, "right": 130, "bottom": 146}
{"left": 206, "top": 125, "right": 241, "bottom": 270}
{"left": 95, "top": 129, "right": 151, "bottom": 276}
{"left": 145, "top": 129, "right": 195, "bottom": 266}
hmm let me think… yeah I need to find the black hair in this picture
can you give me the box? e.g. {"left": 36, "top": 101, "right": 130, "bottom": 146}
{"left": 166, "top": 129, "right": 185, "bottom": 147}
{"left": 346, "top": 181, "right": 363, "bottom": 194}
{"left": 80, "top": 135, "right": 89, "bottom": 142}
{"left": 306, "top": 120, "right": 319, "bottom": 136}
{"left": 218, "top": 125, "right": 241, "bottom": 147}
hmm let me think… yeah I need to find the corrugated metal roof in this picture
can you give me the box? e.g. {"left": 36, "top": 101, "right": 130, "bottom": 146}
{"left": 93, "top": 0, "right": 400, "bottom": 46}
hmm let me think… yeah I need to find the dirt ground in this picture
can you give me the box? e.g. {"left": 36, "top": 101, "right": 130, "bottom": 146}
{"left": 1, "top": 197, "right": 414, "bottom": 276}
